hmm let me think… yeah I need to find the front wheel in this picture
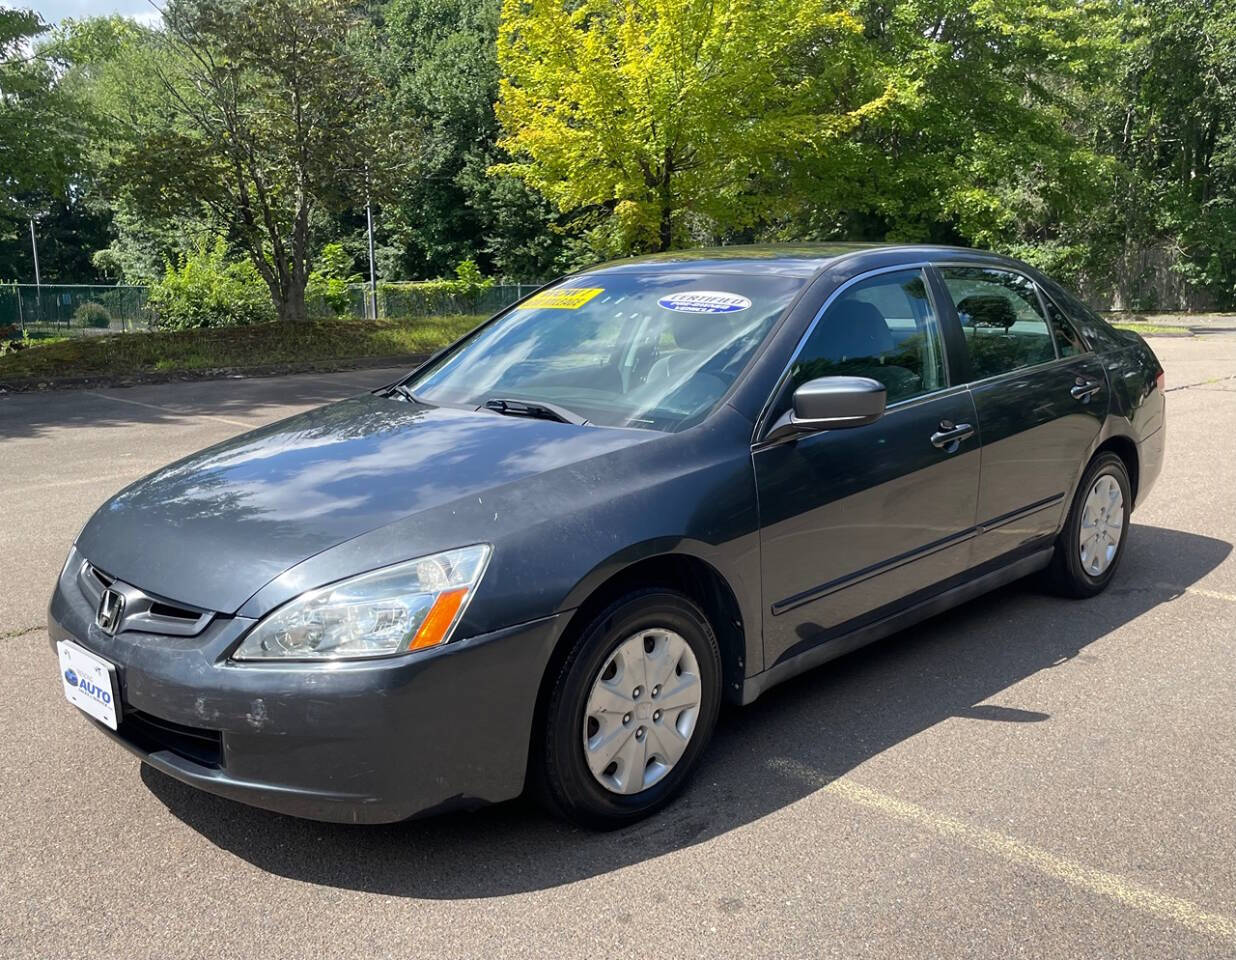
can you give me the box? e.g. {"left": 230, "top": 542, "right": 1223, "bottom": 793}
{"left": 1046, "top": 451, "right": 1132, "bottom": 598}
{"left": 537, "top": 589, "right": 722, "bottom": 829}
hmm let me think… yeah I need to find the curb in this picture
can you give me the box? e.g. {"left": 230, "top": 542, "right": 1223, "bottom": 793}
{"left": 0, "top": 354, "right": 427, "bottom": 395}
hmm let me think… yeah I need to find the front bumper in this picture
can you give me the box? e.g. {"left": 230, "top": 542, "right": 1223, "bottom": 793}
{"left": 49, "top": 561, "right": 562, "bottom": 824}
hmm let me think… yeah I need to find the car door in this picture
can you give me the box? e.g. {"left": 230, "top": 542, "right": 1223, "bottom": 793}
{"left": 933, "top": 264, "right": 1108, "bottom": 567}
{"left": 753, "top": 266, "right": 981, "bottom": 667}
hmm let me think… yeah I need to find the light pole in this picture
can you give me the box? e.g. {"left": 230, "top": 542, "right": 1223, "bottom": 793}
{"left": 366, "top": 197, "right": 377, "bottom": 320}
{"left": 364, "top": 163, "right": 378, "bottom": 320}
{"left": 29, "top": 217, "right": 42, "bottom": 326}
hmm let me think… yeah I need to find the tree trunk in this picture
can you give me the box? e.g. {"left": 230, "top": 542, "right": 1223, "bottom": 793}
{"left": 278, "top": 280, "right": 308, "bottom": 324}
{"left": 657, "top": 153, "right": 674, "bottom": 252}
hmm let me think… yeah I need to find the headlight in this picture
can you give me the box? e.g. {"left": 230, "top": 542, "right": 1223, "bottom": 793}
{"left": 231, "top": 545, "right": 491, "bottom": 661}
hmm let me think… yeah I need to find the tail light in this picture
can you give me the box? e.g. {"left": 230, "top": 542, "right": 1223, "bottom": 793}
{"left": 1155, "top": 370, "right": 1165, "bottom": 393}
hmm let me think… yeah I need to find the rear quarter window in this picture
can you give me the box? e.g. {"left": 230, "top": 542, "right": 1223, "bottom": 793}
{"left": 1042, "top": 281, "right": 1125, "bottom": 351}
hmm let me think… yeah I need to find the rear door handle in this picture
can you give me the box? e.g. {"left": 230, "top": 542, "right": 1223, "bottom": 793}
{"left": 930, "top": 420, "right": 974, "bottom": 451}
{"left": 1071, "top": 379, "right": 1103, "bottom": 402}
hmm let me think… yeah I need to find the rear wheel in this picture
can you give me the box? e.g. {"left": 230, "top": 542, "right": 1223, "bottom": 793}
{"left": 537, "top": 589, "right": 721, "bottom": 829}
{"left": 1046, "top": 451, "right": 1132, "bottom": 598}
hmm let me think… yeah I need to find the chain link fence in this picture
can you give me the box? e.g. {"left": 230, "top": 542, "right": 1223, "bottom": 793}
{"left": 364, "top": 282, "right": 539, "bottom": 320}
{"left": 0, "top": 284, "right": 152, "bottom": 337}
{"left": 1, "top": 282, "right": 540, "bottom": 339}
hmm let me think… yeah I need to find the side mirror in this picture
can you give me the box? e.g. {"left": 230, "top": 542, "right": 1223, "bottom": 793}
{"left": 765, "top": 376, "right": 886, "bottom": 443}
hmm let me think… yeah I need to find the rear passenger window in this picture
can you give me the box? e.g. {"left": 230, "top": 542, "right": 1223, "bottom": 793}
{"left": 790, "top": 269, "right": 947, "bottom": 405}
{"left": 939, "top": 266, "right": 1057, "bottom": 379}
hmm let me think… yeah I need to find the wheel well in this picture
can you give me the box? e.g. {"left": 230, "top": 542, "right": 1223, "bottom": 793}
{"left": 532, "top": 554, "right": 748, "bottom": 751}
{"left": 1094, "top": 435, "right": 1140, "bottom": 505}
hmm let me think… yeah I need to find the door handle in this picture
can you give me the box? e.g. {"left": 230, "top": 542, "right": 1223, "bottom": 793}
{"left": 1070, "top": 378, "right": 1103, "bottom": 402}
{"left": 930, "top": 420, "right": 974, "bottom": 451}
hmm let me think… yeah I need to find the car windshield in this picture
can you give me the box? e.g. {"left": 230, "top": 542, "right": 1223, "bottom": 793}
{"left": 403, "top": 271, "right": 803, "bottom": 432}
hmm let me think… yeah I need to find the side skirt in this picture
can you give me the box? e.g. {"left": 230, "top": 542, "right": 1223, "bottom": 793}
{"left": 739, "top": 547, "right": 1054, "bottom": 705}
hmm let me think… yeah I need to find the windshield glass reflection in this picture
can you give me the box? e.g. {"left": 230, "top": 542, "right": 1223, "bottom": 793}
{"left": 405, "top": 271, "right": 803, "bottom": 431}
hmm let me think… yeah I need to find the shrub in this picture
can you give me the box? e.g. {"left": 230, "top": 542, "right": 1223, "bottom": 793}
{"left": 73, "top": 302, "right": 112, "bottom": 329}
{"left": 376, "top": 259, "right": 497, "bottom": 317}
{"left": 147, "top": 238, "right": 275, "bottom": 330}
{"left": 307, "top": 243, "right": 361, "bottom": 317}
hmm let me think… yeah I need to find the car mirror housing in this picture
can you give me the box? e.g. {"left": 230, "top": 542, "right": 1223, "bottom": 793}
{"left": 766, "top": 376, "right": 887, "bottom": 442}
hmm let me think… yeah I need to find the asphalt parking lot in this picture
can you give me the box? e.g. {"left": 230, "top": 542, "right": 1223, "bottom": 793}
{"left": 2, "top": 337, "right": 1235, "bottom": 960}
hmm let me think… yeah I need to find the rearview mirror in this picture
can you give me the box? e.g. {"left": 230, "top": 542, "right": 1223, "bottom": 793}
{"left": 765, "top": 376, "right": 886, "bottom": 443}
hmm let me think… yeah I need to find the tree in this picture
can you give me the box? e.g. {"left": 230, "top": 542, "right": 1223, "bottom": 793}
{"left": 0, "top": 7, "right": 84, "bottom": 279}
{"left": 379, "top": 0, "right": 567, "bottom": 280}
{"left": 784, "top": 0, "right": 1123, "bottom": 283}
{"left": 98, "top": 0, "right": 397, "bottom": 322}
{"left": 494, "top": 0, "right": 892, "bottom": 255}
{"left": 1103, "top": 0, "right": 1236, "bottom": 302}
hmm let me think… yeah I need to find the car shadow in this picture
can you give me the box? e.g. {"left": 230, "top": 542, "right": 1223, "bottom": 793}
{"left": 0, "top": 368, "right": 403, "bottom": 441}
{"left": 142, "top": 522, "right": 1230, "bottom": 899}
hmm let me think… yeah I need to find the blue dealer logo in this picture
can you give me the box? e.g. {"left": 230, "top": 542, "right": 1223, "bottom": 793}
{"left": 64, "top": 666, "right": 111, "bottom": 705}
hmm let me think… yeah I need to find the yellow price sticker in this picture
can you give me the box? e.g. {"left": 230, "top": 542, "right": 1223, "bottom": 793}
{"left": 522, "top": 287, "right": 604, "bottom": 310}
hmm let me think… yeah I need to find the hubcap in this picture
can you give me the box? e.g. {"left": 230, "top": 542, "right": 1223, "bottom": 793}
{"left": 582, "top": 628, "right": 702, "bottom": 795}
{"left": 1078, "top": 473, "right": 1125, "bottom": 576}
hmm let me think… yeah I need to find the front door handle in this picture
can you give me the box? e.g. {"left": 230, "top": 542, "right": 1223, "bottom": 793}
{"left": 930, "top": 420, "right": 974, "bottom": 451}
{"left": 1071, "top": 378, "right": 1103, "bottom": 402}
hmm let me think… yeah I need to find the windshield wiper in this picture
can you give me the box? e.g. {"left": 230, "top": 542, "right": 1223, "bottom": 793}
{"left": 482, "top": 397, "right": 588, "bottom": 425}
{"left": 380, "top": 383, "right": 423, "bottom": 404}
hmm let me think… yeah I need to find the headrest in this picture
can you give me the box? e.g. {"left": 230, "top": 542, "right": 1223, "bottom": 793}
{"left": 957, "top": 295, "right": 1017, "bottom": 329}
{"left": 827, "top": 299, "right": 895, "bottom": 360}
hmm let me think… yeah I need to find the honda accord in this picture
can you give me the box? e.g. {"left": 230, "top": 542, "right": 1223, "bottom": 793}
{"left": 49, "top": 244, "right": 1165, "bottom": 828}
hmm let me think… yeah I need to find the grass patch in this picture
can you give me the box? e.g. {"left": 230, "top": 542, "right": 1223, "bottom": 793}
{"left": 0, "top": 314, "right": 485, "bottom": 385}
{"left": 1109, "top": 322, "right": 1192, "bottom": 336}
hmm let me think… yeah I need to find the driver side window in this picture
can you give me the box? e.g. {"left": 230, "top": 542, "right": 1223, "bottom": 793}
{"left": 790, "top": 269, "right": 947, "bottom": 405}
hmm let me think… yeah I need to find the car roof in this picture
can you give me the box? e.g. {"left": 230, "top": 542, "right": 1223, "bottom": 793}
{"left": 576, "top": 243, "right": 1027, "bottom": 280}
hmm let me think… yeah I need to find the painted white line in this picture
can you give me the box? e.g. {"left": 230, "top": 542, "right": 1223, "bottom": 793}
{"left": 1, "top": 473, "right": 142, "bottom": 496}
{"left": 770, "top": 757, "right": 1236, "bottom": 944}
{"left": 318, "top": 375, "right": 384, "bottom": 390}
{"left": 1154, "top": 582, "right": 1236, "bottom": 603}
{"left": 82, "top": 390, "right": 251, "bottom": 428}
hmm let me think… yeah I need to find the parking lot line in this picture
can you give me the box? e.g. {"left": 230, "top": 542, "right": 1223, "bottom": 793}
{"left": 81, "top": 390, "right": 252, "bottom": 428}
{"left": 317, "top": 374, "right": 386, "bottom": 390}
{"left": 1, "top": 473, "right": 140, "bottom": 496}
{"left": 770, "top": 757, "right": 1236, "bottom": 945}
{"left": 1155, "top": 583, "right": 1236, "bottom": 603}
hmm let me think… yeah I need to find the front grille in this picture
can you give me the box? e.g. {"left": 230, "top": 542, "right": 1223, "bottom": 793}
{"left": 119, "top": 707, "right": 223, "bottom": 768}
{"left": 88, "top": 564, "right": 115, "bottom": 589}
{"left": 147, "top": 600, "right": 203, "bottom": 623}
{"left": 78, "top": 560, "right": 214, "bottom": 636}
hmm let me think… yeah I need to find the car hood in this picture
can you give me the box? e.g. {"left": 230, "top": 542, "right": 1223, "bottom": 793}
{"left": 76, "top": 395, "right": 652, "bottom": 613}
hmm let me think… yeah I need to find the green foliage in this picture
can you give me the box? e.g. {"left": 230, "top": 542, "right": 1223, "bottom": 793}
{"left": 5, "top": 0, "right": 1236, "bottom": 309}
{"left": 1112, "top": 0, "right": 1236, "bottom": 303}
{"left": 783, "top": 1, "right": 1122, "bottom": 256}
{"left": 80, "top": 0, "right": 399, "bottom": 321}
{"left": 306, "top": 243, "right": 361, "bottom": 316}
{"left": 0, "top": 313, "right": 487, "bottom": 383}
{"left": 0, "top": 7, "right": 92, "bottom": 282}
{"left": 0, "top": 10, "right": 71, "bottom": 219}
{"left": 376, "top": 259, "right": 498, "bottom": 316}
{"left": 378, "top": 0, "right": 566, "bottom": 279}
{"left": 452, "top": 258, "right": 491, "bottom": 290}
{"left": 147, "top": 238, "right": 275, "bottom": 329}
{"left": 495, "top": 0, "right": 892, "bottom": 254}
{"left": 72, "top": 301, "right": 111, "bottom": 328}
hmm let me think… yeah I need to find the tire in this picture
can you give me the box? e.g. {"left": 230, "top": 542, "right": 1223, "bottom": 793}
{"left": 537, "top": 588, "right": 722, "bottom": 829}
{"left": 1046, "top": 451, "right": 1132, "bottom": 598}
